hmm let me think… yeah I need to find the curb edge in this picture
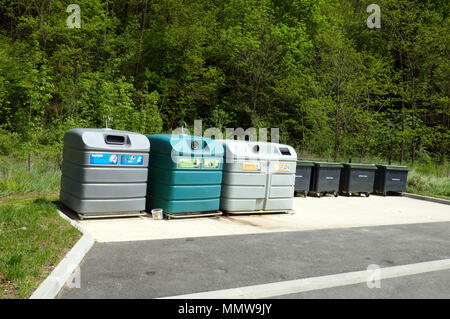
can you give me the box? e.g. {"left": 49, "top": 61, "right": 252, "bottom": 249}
{"left": 403, "top": 193, "right": 450, "bottom": 206}
{"left": 29, "top": 210, "right": 95, "bottom": 299}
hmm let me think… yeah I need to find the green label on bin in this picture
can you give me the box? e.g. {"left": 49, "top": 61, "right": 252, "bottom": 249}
{"left": 203, "top": 158, "right": 220, "bottom": 169}
{"left": 177, "top": 158, "right": 201, "bottom": 169}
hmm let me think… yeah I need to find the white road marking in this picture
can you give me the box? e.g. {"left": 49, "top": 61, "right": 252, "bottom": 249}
{"left": 160, "top": 259, "right": 450, "bottom": 299}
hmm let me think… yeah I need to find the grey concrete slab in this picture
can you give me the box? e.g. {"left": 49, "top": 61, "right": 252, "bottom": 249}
{"left": 75, "top": 195, "right": 450, "bottom": 243}
{"left": 58, "top": 221, "right": 450, "bottom": 299}
{"left": 272, "top": 269, "right": 450, "bottom": 299}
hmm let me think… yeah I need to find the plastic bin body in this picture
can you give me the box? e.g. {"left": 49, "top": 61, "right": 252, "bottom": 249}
{"left": 146, "top": 134, "right": 224, "bottom": 213}
{"left": 339, "top": 164, "right": 377, "bottom": 194}
{"left": 310, "top": 162, "right": 343, "bottom": 193}
{"left": 60, "top": 128, "right": 150, "bottom": 218}
{"left": 294, "top": 162, "right": 314, "bottom": 193}
{"left": 219, "top": 140, "right": 297, "bottom": 212}
{"left": 374, "top": 165, "right": 409, "bottom": 194}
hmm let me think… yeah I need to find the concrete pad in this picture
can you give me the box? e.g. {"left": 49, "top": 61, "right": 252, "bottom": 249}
{"left": 74, "top": 196, "right": 450, "bottom": 243}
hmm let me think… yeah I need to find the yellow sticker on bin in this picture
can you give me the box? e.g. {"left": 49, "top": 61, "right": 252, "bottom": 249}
{"left": 242, "top": 162, "right": 261, "bottom": 171}
{"left": 276, "top": 162, "right": 290, "bottom": 172}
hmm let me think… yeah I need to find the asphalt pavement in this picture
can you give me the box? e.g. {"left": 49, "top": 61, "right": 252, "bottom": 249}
{"left": 58, "top": 221, "right": 450, "bottom": 299}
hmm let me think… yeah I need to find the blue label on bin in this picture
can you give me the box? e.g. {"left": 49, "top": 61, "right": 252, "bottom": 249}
{"left": 120, "top": 154, "right": 144, "bottom": 166}
{"left": 90, "top": 153, "right": 119, "bottom": 165}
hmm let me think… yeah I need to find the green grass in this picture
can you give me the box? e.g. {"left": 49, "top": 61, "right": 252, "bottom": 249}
{"left": 0, "top": 152, "right": 448, "bottom": 201}
{"left": 0, "top": 156, "right": 61, "bottom": 197}
{"left": 0, "top": 195, "right": 81, "bottom": 299}
{"left": 406, "top": 170, "right": 450, "bottom": 200}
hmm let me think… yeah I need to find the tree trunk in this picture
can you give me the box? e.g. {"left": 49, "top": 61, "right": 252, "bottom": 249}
{"left": 334, "top": 106, "right": 339, "bottom": 161}
{"left": 400, "top": 107, "right": 405, "bottom": 164}
{"left": 334, "top": 49, "right": 343, "bottom": 162}
{"left": 135, "top": 0, "right": 148, "bottom": 78}
{"left": 410, "top": 65, "right": 416, "bottom": 166}
{"left": 399, "top": 51, "right": 405, "bottom": 164}
{"left": 301, "top": 108, "right": 305, "bottom": 152}
{"left": 334, "top": 78, "right": 341, "bottom": 161}
{"left": 411, "top": 111, "right": 416, "bottom": 165}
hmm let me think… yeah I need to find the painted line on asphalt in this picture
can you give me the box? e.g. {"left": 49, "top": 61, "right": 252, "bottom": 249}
{"left": 160, "top": 259, "right": 450, "bottom": 299}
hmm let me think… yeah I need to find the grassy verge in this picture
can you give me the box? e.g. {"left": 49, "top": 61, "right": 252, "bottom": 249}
{"left": 406, "top": 170, "right": 450, "bottom": 200}
{"left": 0, "top": 195, "right": 81, "bottom": 299}
{"left": 0, "top": 153, "right": 448, "bottom": 200}
{"left": 0, "top": 156, "right": 61, "bottom": 197}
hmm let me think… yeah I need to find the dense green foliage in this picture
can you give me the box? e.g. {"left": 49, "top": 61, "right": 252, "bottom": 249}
{"left": 0, "top": 0, "right": 448, "bottom": 164}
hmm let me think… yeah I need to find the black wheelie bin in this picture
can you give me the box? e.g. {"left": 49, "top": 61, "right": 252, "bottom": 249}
{"left": 294, "top": 161, "right": 314, "bottom": 197}
{"left": 310, "top": 162, "right": 343, "bottom": 197}
{"left": 374, "top": 165, "right": 409, "bottom": 196}
{"left": 339, "top": 163, "right": 377, "bottom": 197}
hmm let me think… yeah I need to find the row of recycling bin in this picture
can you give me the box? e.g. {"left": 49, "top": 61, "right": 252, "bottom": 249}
{"left": 60, "top": 128, "right": 298, "bottom": 219}
{"left": 59, "top": 128, "right": 409, "bottom": 219}
{"left": 295, "top": 162, "right": 409, "bottom": 198}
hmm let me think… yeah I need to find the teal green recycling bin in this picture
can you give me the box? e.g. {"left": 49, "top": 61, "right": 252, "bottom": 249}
{"left": 146, "top": 134, "right": 224, "bottom": 214}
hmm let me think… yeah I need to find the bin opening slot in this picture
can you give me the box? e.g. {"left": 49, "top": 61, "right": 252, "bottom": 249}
{"left": 105, "top": 135, "right": 126, "bottom": 145}
{"left": 279, "top": 147, "right": 291, "bottom": 156}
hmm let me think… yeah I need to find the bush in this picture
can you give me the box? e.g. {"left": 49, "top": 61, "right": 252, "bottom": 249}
{"left": 0, "top": 129, "right": 22, "bottom": 156}
{"left": 407, "top": 170, "right": 450, "bottom": 199}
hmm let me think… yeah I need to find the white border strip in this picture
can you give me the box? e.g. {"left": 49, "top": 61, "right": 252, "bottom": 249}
{"left": 29, "top": 210, "right": 95, "bottom": 299}
{"left": 404, "top": 193, "right": 450, "bottom": 205}
{"left": 160, "top": 259, "right": 450, "bottom": 299}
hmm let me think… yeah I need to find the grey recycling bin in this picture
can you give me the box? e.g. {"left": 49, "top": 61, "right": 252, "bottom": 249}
{"left": 310, "top": 162, "right": 343, "bottom": 197}
{"left": 220, "top": 140, "right": 297, "bottom": 214}
{"left": 294, "top": 161, "right": 314, "bottom": 197}
{"left": 60, "top": 128, "right": 150, "bottom": 219}
{"left": 339, "top": 163, "right": 377, "bottom": 197}
{"left": 374, "top": 165, "right": 409, "bottom": 196}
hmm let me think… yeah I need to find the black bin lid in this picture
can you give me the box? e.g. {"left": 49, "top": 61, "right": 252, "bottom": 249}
{"left": 314, "top": 161, "right": 344, "bottom": 168}
{"left": 376, "top": 164, "right": 409, "bottom": 171}
{"left": 343, "top": 163, "right": 377, "bottom": 170}
{"left": 296, "top": 161, "right": 314, "bottom": 167}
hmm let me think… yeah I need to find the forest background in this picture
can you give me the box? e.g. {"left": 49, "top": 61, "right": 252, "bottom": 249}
{"left": 0, "top": 0, "right": 448, "bottom": 198}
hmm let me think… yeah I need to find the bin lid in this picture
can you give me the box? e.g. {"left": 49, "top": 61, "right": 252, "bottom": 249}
{"left": 376, "top": 164, "right": 409, "bottom": 171}
{"left": 296, "top": 161, "right": 314, "bottom": 167}
{"left": 147, "top": 134, "right": 224, "bottom": 157}
{"left": 314, "top": 161, "right": 344, "bottom": 168}
{"left": 64, "top": 128, "right": 150, "bottom": 152}
{"left": 219, "top": 140, "right": 297, "bottom": 161}
{"left": 343, "top": 163, "right": 377, "bottom": 169}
